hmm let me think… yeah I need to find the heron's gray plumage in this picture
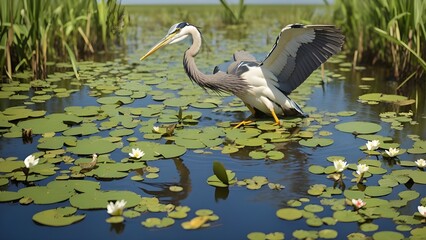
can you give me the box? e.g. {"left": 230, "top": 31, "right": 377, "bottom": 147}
{"left": 182, "top": 26, "right": 248, "bottom": 95}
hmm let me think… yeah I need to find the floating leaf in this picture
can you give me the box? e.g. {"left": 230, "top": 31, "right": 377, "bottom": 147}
{"left": 318, "top": 229, "right": 338, "bottom": 239}
{"left": 372, "top": 231, "right": 404, "bottom": 240}
{"left": 299, "top": 138, "right": 334, "bottom": 147}
{"left": 67, "top": 139, "right": 117, "bottom": 155}
{"left": 70, "top": 190, "right": 140, "bottom": 209}
{"left": 276, "top": 208, "right": 303, "bottom": 221}
{"left": 18, "top": 186, "right": 74, "bottom": 204}
{"left": 364, "top": 186, "right": 392, "bottom": 197}
{"left": 32, "top": 207, "right": 85, "bottom": 227}
{"left": 335, "top": 121, "right": 382, "bottom": 134}
{"left": 0, "top": 191, "right": 24, "bottom": 202}
{"left": 333, "top": 210, "right": 362, "bottom": 222}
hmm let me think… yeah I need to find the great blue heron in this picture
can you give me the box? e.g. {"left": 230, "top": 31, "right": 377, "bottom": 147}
{"left": 141, "top": 22, "right": 344, "bottom": 127}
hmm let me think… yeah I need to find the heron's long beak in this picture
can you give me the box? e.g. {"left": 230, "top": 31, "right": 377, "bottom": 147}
{"left": 140, "top": 32, "right": 177, "bottom": 61}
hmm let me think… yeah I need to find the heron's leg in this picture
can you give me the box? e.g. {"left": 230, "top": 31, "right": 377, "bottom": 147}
{"left": 269, "top": 108, "right": 281, "bottom": 126}
{"left": 233, "top": 105, "right": 256, "bottom": 128}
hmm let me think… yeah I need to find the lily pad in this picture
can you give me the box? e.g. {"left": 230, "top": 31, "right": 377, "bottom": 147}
{"left": 32, "top": 207, "right": 85, "bottom": 227}
{"left": 276, "top": 208, "right": 303, "bottom": 221}
{"left": 70, "top": 190, "right": 140, "bottom": 210}
{"left": 67, "top": 138, "right": 117, "bottom": 155}
{"left": 335, "top": 121, "right": 382, "bottom": 135}
{"left": 299, "top": 138, "right": 334, "bottom": 147}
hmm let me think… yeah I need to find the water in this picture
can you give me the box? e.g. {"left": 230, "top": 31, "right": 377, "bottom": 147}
{"left": 1, "top": 13, "right": 425, "bottom": 240}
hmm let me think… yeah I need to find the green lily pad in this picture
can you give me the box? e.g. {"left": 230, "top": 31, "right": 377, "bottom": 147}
{"left": 372, "top": 231, "right": 404, "bottom": 240}
{"left": 299, "top": 138, "right": 334, "bottom": 147}
{"left": 32, "top": 207, "right": 85, "bottom": 226}
{"left": 333, "top": 210, "right": 363, "bottom": 222}
{"left": 318, "top": 229, "right": 338, "bottom": 239}
{"left": 70, "top": 190, "right": 140, "bottom": 210}
{"left": 309, "top": 165, "right": 325, "bottom": 174}
{"left": 304, "top": 204, "right": 324, "bottom": 213}
{"left": 276, "top": 208, "right": 303, "bottom": 220}
{"left": 18, "top": 186, "right": 74, "bottom": 204}
{"left": 360, "top": 223, "right": 379, "bottom": 232}
{"left": 409, "top": 171, "right": 426, "bottom": 184}
{"left": 335, "top": 121, "right": 382, "bottom": 135}
{"left": 0, "top": 191, "right": 24, "bottom": 202}
{"left": 235, "top": 138, "right": 267, "bottom": 147}
{"left": 0, "top": 160, "right": 24, "bottom": 173}
{"left": 67, "top": 138, "right": 117, "bottom": 155}
{"left": 364, "top": 186, "right": 392, "bottom": 197}
{"left": 17, "top": 118, "right": 69, "bottom": 134}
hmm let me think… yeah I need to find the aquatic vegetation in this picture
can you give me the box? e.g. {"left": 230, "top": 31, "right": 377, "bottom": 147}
{"left": 0, "top": 0, "right": 127, "bottom": 79}
{"left": 331, "top": 0, "right": 425, "bottom": 84}
{"left": 0, "top": 4, "right": 425, "bottom": 240}
{"left": 219, "top": 0, "right": 246, "bottom": 25}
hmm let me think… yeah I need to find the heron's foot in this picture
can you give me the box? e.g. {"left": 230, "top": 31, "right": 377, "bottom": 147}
{"left": 273, "top": 121, "right": 281, "bottom": 126}
{"left": 233, "top": 120, "right": 254, "bottom": 128}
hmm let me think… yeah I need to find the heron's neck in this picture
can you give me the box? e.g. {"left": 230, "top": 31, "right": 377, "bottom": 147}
{"left": 187, "top": 26, "right": 202, "bottom": 57}
{"left": 182, "top": 26, "right": 244, "bottom": 94}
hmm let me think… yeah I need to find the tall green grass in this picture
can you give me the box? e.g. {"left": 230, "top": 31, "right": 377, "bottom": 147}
{"left": 219, "top": 0, "right": 246, "bottom": 25}
{"left": 331, "top": 0, "right": 425, "bottom": 85}
{"left": 0, "top": 0, "right": 127, "bottom": 80}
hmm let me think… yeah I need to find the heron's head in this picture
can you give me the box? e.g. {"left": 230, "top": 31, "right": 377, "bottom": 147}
{"left": 140, "top": 22, "right": 193, "bottom": 61}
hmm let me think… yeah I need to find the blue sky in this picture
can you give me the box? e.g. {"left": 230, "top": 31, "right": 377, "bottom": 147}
{"left": 122, "top": 0, "right": 328, "bottom": 5}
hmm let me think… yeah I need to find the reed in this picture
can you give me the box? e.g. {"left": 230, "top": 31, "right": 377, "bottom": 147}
{"left": 219, "top": 0, "right": 247, "bottom": 25}
{"left": 331, "top": 0, "right": 425, "bottom": 84}
{"left": 0, "top": 0, "right": 127, "bottom": 80}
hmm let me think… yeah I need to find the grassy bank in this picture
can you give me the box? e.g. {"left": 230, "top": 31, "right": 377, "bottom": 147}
{"left": 0, "top": 0, "right": 127, "bottom": 80}
{"left": 331, "top": 0, "right": 425, "bottom": 86}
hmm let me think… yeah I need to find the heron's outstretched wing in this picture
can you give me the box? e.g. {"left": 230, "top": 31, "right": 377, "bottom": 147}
{"left": 261, "top": 24, "right": 344, "bottom": 94}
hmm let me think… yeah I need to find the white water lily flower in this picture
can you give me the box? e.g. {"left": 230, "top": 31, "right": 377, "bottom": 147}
{"left": 333, "top": 159, "right": 348, "bottom": 172}
{"left": 365, "top": 140, "right": 380, "bottom": 151}
{"left": 107, "top": 200, "right": 127, "bottom": 216}
{"left": 24, "top": 155, "right": 39, "bottom": 168}
{"left": 356, "top": 164, "right": 369, "bottom": 175}
{"left": 129, "top": 148, "right": 145, "bottom": 159}
{"left": 418, "top": 206, "right": 426, "bottom": 217}
{"left": 385, "top": 147, "right": 399, "bottom": 157}
{"left": 152, "top": 126, "right": 160, "bottom": 133}
{"left": 415, "top": 159, "right": 426, "bottom": 168}
{"left": 352, "top": 199, "right": 366, "bottom": 209}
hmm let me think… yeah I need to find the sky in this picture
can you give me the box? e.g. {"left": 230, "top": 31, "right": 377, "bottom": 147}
{"left": 122, "top": 0, "right": 328, "bottom": 5}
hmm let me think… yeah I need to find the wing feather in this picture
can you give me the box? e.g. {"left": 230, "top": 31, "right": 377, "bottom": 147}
{"left": 261, "top": 24, "right": 344, "bottom": 94}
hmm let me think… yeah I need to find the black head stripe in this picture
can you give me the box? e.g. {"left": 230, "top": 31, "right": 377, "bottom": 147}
{"left": 177, "top": 22, "right": 190, "bottom": 29}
